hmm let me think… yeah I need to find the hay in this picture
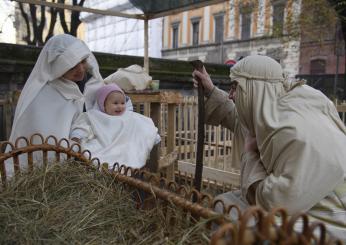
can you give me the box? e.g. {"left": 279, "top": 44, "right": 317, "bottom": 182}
{"left": 0, "top": 161, "right": 211, "bottom": 244}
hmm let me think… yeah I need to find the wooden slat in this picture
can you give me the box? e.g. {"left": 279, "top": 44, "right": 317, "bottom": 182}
{"left": 222, "top": 127, "right": 227, "bottom": 171}
{"left": 0, "top": 159, "right": 6, "bottom": 184}
{"left": 183, "top": 100, "right": 188, "bottom": 160}
{"left": 336, "top": 103, "right": 346, "bottom": 112}
{"left": 128, "top": 91, "right": 183, "bottom": 104}
{"left": 192, "top": 96, "right": 197, "bottom": 161}
{"left": 148, "top": 102, "right": 161, "bottom": 172}
{"left": 215, "top": 126, "right": 220, "bottom": 168}
{"left": 163, "top": 104, "right": 176, "bottom": 180}
{"left": 177, "top": 104, "right": 183, "bottom": 159}
{"left": 3, "top": 92, "right": 14, "bottom": 141}
{"left": 144, "top": 102, "right": 150, "bottom": 117}
{"left": 174, "top": 137, "right": 232, "bottom": 149}
{"left": 177, "top": 160, "right": 240, "bottom": 186}
{"left": 207, "top": 125, "right": 212, "bottom": 167}
{"left": 188, "top": 100, "right": 194, "bottom": 161}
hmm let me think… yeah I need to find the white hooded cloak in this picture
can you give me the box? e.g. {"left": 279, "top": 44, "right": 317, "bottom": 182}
{"left": 5, "top": 34, "right": 104, "bottom": 176}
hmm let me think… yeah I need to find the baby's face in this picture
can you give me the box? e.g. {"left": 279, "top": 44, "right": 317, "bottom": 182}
{"left": 104, "top": 91, "right": 126, "bottom": 116}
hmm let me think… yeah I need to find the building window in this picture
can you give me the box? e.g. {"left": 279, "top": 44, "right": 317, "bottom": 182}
{"left": 172, "top": 23, "right": 179, "bottom": 49}
{"left": 239, "top": 2, "right": 253, "bottom": 40}
{"left": 272, "top": 0, "right": 286, "bottom": 35}
{"left": 310, "top": 59, "right": 326, "bottom": 74}
{"left": 192, "top": 20, "right": 200, "bottom": 46}
{"left": 214, "top": 14, "right": 224, "bottom": 43}
{"left": 241, "top": 12, "right": 251, "bottom": 40}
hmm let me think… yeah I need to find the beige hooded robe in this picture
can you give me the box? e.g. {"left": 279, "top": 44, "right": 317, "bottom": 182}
{"left": 231, "top": 55, "right": 346, "bottom": 239}
{"left": 204, "top": 87, "right": 245, "bottom": 170}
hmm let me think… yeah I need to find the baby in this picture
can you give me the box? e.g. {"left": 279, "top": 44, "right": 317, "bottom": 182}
{"left": 70, "top": 84, "right": 160, "bottom": 169}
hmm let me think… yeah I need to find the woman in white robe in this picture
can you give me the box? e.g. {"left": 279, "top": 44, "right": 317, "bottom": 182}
{"left": 5, "top": 34, "right": 104, "bottom": 177}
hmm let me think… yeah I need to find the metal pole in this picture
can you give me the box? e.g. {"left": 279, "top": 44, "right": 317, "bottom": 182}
{"left": 144, "top": 18, "right": 149, "bottom": 74}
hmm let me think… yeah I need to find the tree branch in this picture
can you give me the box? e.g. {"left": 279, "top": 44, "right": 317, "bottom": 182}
{"left": 18, "top": 3, "right": 33, "bottom": 44}
{"left": 58, "top": 0, "right": 69, "bottom": 33}
{"left": 29, "top": 3, "right": 39, "bottom": 45}
{"left": 46, "top": 0, "right": 58, "bottom": 42}
{"left": 37, "top": 4, "right": 46, "bottom": 45}
{"left": 69, "top": 0, "right": 84, "bottom": 36}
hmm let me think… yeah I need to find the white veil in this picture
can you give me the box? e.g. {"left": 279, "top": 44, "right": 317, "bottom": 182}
{"left": 9, "top": 34, "right": 104, "bottom": 143}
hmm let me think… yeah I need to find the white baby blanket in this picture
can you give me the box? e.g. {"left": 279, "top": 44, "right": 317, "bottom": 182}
{"left": 74, "top": 110, "right": 158, "bottom": 169}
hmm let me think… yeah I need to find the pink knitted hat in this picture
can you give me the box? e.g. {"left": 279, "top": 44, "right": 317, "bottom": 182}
{"left": 97, "top": 84, "right": 125, "bottom": 112}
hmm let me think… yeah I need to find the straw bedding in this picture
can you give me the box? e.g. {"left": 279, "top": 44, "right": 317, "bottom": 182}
{"left": 0, "top": 161, "right": 212, "bottom": 244}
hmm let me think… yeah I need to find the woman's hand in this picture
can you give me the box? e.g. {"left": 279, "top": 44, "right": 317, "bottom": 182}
{"left": 192, "top": 66, "right": 215, "bottom": 95}
{"left": 244, "top": 134, "right": 258, "bottom": 152}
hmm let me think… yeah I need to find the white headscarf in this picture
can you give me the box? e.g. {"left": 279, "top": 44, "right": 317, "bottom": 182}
{"left": 231, "top": 55, "right": 346, "bottom": 213}
{"left": 9, "top": 34, "right": 104, "bottom": 143}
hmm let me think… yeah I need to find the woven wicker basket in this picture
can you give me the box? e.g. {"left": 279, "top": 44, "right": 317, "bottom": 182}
{"left": 0, "top": 134, "right": 343, "bottom": 245}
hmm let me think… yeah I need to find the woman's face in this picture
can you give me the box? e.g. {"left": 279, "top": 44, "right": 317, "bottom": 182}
{"left": 62, "top": 59, "right": 88, "bottom": 82}
{"left": 104, "top": 91, "right": 126, "bottom": 116}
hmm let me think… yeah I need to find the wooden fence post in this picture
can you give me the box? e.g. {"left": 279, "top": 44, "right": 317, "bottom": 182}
{"left": 165, "top": 104, "right": 176, "bottom": 180}
{"left": 148, "top": 102, "right": 161, "bottom": 172}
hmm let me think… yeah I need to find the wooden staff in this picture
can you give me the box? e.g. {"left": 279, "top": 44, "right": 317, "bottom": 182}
{"left": 190, "top": 60, "right": 205, "bottom": 192}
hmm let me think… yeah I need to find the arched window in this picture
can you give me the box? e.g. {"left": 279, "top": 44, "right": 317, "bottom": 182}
{"left": 310, "top": 59, "right": 326, "bottom": 74}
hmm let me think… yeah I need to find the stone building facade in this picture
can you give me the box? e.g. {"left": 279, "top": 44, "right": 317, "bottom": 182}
{"left": 162, "top": 0, "right": 300, "bottom": 77}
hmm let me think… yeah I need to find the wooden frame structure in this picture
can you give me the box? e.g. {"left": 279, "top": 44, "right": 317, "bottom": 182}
{"left": 12, "top": 0, "right": 228, "bottom": 73}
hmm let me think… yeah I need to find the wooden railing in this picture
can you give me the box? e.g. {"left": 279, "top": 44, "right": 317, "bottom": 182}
{"left": 2, "top": 91, "right": 346, "bottom": 190}
{"left": 173, "top": 96, "right": 239, "bottom": 189}
{"left": 0, "top": 91, "right": 18, "bottom": 141}
{"left": 335, "top": 100, "right": 346, "bottom": 124}
{"left": 129, "top": 93, "right": 238, "bottom": 189}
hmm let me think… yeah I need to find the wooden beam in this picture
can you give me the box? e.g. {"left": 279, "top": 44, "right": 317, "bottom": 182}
{"left": 144, "top": 18, "right": 149, "bottom": 73}
{"left": 127, "top": 91, "right": 183, "bottom": 104}
{"left": 178, "top": 160, "right": 240, "bottom": 186}
{"left": 337, "top": 103, "right": 346, "bottom": 112}
{"left": 13, "top": 0, "right": 228, "bottom": 21}
{"left": 148, "top": 0, "right": 228, "bottom": 19}
{"left": 13, "top": 0, "right": 146, "bottom": 20}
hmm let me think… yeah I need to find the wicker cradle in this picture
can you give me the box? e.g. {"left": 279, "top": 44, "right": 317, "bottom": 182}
{"left": 0, "top": 134, "right": 343, "bottom": 245}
